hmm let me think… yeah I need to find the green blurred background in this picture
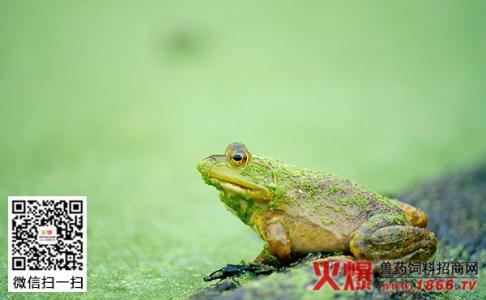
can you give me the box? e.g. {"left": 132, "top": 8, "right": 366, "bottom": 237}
{"left": 1, "top": 1, "right": 485, "bottom": 298}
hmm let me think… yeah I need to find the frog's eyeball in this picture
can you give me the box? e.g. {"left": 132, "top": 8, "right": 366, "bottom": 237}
{"left": 228, "top": 151, "right": 250, "bottom": 167}
{"left": 225, "top": 143, "right": 252, "bottom": 167}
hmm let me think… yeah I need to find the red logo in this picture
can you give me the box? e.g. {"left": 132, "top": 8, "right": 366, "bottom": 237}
{"left": 312, "top": 260, "right": 373, "bottom": 291}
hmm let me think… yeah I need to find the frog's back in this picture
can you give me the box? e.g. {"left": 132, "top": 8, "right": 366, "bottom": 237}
{"left": 276, "top": 172, "right": 403, "bottom": 254}
{"left": 284, "top": 172, "right": 404, "bottom": 235}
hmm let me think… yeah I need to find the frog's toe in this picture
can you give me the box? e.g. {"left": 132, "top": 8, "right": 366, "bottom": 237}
{"left": 397, "top": 201, "right": 428, "bottom": 228}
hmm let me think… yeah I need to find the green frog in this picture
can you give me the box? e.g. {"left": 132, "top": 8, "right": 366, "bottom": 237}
{"left": 197, "top": 143, "right": 437, "bottom": 265}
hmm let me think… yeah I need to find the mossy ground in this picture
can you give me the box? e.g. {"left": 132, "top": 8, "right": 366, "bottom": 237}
{"left": 1, "top": 1, "right": 486, "bottom": 299}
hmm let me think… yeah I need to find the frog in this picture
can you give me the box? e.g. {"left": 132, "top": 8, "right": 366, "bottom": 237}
{"left": 197, "top": 143, "right": 438, "bottom": 265}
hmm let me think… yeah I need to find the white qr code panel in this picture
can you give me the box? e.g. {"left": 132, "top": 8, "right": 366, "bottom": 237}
{"left": 8, "top": 196, "right": 87, "bottom": 292}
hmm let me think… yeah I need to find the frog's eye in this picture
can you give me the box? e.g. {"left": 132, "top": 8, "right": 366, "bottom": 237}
{"left": 225, "top": 143, "right": 252, "bottom": 167}
{"left": 228, "top": 151, "right": 250, "bottom": 167}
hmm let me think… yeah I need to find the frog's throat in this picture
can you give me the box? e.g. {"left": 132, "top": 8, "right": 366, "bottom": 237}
{"left": 208, "top": 170, "right": 271, "bottom": 202}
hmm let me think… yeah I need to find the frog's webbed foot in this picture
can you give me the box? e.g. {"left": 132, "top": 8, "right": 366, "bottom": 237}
{"left": 350, "top": 213, "right": 438, "bottom": 262}
{"left": 204, "top": 263, "right": 275, "bottom": 282}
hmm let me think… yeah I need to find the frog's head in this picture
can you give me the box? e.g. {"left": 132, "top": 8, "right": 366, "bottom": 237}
{"left": 197, "top": 143, "right": 280, "bottom": 223}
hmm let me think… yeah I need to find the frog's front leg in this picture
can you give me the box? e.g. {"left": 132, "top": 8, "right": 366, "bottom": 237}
{"left": 350, "top": 213, "right": 437, "bottom": 261}
{"left": 254, "top": 217, "right": 291, "bottom": 265}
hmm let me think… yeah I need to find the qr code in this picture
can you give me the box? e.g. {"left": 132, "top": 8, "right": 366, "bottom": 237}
{"left": 8, "top": 196, "right": 87, "bottom": 292}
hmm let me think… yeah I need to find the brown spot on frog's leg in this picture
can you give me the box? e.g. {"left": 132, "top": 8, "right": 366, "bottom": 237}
{"left": 350, "top": 214, "right": 437, "bottom": 261}
{"left": 395, "top": 200, "right": 428, "bottom": 228}
{"left": 254, "top": 221, "right": 291, "bottom": 265}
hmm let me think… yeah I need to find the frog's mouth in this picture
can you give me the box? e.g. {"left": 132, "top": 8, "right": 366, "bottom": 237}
{"left": 208, "top": 170, "right": 271, "bottom": 202}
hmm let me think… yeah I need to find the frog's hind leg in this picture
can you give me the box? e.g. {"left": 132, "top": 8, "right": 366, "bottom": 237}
{"left": 350, "top": 213, "right": 437, "bottom": 262}
{"left": 396, "top": 200, "right": 428, "bottom": 228}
